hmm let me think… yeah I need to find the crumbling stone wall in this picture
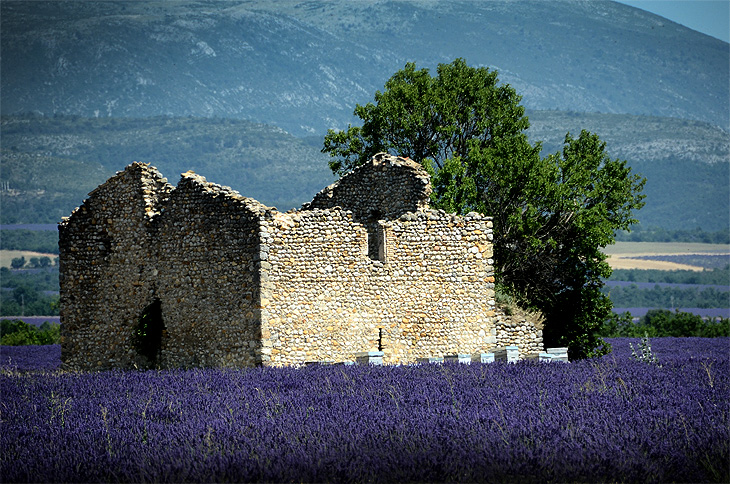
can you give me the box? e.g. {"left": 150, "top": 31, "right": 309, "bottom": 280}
{"left": 305, "top": 152, "right": 431, "bottom": 219}
{"left": 152, "top": 172, "right": 270, "bottom": 368}
{"left": 494, "top": 316, "right": 544, "bottom": 356}
{"left": 59, "top": 154, "right": 543, "bottom": 370}
{"left": 60, "top": 165, "right": 274, "bottom": 370}
{"left": 59, "top": 163, "right": 171, "bottom": 369}
{"left": 304, "top": 153, "right": 432, "bottom": 259}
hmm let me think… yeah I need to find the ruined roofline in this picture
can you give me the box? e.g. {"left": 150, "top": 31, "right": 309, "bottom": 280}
{"left": 396, "top": 208, "right": 493, "bottom": 223}
{"left": 60, "top": 153, "right": 440, "bottom": 231}
{"left": 302, "top": 152, "right": 432, "bottom": 214}
{"left": 370, "top": 152, "right": 426, "bottom": 172}
{"left": 60, "top": 163, "right": 278, "bottom": 231}
{"left": 176, "top": 170, "right": 275, "bottom": 217}
{"left": 59, "top": 161, "right": 174, "bottom": 229}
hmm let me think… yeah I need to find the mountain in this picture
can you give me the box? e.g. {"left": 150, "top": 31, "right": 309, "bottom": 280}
{"left": 1, "top": 113, "right": 727, "bottom": 231}
{"left": 1, "top": 1, "right": 728, "bottom": 232}
{"left": 527, "top": 111, "right": 730, "bottom": 164}
{"left": 2, "top": 0, "right": 728, "bottom": 136}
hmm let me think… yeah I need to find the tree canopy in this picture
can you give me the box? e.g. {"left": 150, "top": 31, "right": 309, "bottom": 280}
{"left": 323, "top": 58, "right": 646, "bottom": 359}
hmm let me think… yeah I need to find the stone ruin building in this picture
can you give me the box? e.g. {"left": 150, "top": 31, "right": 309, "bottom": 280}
{"left": 59, "top": 153, "right": 545, "bottom": 370}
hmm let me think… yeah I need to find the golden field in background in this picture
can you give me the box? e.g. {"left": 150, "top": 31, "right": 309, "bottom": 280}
{"left": 604, "top": 242, "right": 730, "bottom": 271}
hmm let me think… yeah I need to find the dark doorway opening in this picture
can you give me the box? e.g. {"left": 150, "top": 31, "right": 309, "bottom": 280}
{"left": 133, "top": 298, "right": 164, "bottom": 368}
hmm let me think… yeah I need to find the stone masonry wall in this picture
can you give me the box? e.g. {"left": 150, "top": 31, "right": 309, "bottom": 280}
{"left": 59, "top": 163, "right": 172, "bottom": 370}
{"left": 60, "top": 164, "right": 272, "bottom": 370}
{"left": 304, "top": 153, "right": 432, "bottom": 261}
{"left": 153, "top": 172, "right": 270, "bottom": 368}
{"left": 262, "top": 207, "right": 500, "bottom": 365}
{"left": 494, "top": 315, "right": 544, "bottom": 356}
{"left": 304, "top": 153, "right": 431, "bottom": 221}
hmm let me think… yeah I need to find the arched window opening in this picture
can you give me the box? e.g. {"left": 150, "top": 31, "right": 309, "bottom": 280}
{"left": 133, "top": 298, "right": 165, "bottom": 368}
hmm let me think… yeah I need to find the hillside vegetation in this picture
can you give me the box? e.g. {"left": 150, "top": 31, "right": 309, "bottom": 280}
{"left": 2, "top": 113, "right": 726, "bottom": 232}
{"left": 2, "top": 1, "right": 727, "bottom": 232}
{"left": 1, "top": 115, "right": 335, "bottom": 222}
{"left": 527, "top": 111, "right": 729, "bottom": 164}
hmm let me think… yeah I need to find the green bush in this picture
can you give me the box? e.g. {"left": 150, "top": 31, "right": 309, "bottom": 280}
{"left": 0, "top": 319, "right": 60, "bottom": 345}
{"left": 10, "top": 257, "right": 26, "bottom": 269}
{"left": 600, "top": 309, "right": 729, "bottom": 338}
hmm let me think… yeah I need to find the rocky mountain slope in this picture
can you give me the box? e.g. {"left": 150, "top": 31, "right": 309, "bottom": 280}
{"left": 2, "top": 0, "right": 728, "bottom": 135}
{"left": 1, "top": 1, "right": 728, "bottom": 232}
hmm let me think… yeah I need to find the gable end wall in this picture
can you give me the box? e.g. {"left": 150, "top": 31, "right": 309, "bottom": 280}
{"left": 305, "top": 153, "right": 431, "bottom": 220}
{"left": 59, "top": 163, "right": 172, "bottom": 370}
{"left": 152, "top": 172, "right": 268, "bottom": 368}
{"left": 59, "top": 166, "right": 271, "bottom": 370}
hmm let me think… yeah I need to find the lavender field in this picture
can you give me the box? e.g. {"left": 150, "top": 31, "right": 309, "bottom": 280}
{"left": 1, "top": 339, "right": 728, "bottom": 483}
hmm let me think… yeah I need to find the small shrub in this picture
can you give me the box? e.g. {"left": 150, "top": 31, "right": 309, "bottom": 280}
{"left": 630, "top": 332, "right": 659, "bottom": 365}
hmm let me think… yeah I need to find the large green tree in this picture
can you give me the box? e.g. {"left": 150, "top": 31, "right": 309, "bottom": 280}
{"left": 323, "top": 59, "right": 646, "bottom": 359}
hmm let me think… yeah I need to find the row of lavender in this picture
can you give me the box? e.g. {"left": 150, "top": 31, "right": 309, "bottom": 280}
{"left": 1, "top": 338, "right": 728, "bottom": 483}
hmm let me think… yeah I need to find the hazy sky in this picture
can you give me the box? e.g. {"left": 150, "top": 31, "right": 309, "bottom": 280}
{"left": 615, "top": 0, "right": 730, "bottom": 43}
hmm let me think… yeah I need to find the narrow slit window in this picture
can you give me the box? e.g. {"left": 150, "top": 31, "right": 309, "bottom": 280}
{"left": 366, "top": 210, "right": 386, "bottom": 262}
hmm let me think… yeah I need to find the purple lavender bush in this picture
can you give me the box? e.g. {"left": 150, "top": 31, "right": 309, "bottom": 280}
{"left": 1, "top": 339, "right": 728, "bottom": 483}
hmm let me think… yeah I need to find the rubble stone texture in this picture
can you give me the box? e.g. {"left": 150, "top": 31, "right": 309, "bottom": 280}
{"left": 59, "top": 153, "right": 543, "bottom": 370}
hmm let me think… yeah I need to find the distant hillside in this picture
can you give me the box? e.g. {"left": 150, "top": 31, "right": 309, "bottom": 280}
{"left": 1, "top": 113, "right": 727, "bottom": 231}
{"left": 0, "top": 115, "right": 335, "bottom": 224}
{"left": 526, "top": 111, "right": 730, "bottom": 232}
{"left": 1, "top": 0, "right": 728, "bottom": 135}
{"left": 527, "top": 111, "right": 730, "bottom": 164}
